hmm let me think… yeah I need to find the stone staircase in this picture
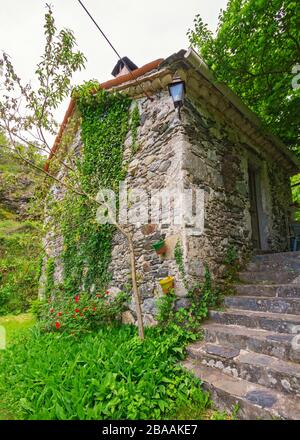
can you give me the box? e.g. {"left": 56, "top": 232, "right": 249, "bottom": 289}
{"left": 182, "top": 251, "right": 300, "bottom": 419}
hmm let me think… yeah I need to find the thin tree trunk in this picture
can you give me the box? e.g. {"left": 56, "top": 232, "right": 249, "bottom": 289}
{"left": 2, "top": 143, "right": 146, "bottom": 340}
{"left": 128, "top": 237, "right": 144, "bottom": 340}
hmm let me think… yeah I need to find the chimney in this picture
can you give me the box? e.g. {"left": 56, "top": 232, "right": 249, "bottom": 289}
{"left": 111, "top": 57, "right": 138, "bottom": 78}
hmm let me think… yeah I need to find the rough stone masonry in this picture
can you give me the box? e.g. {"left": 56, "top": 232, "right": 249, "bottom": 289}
{"left": 40, "top": 49, "right": 299, "bottom": 326}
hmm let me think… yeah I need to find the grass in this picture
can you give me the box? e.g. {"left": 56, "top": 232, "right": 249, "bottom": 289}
{"left": 0, "top": 313, "right": 35, "bottom": 419}
{"left": 0, "top": 313, "right": 35, "bottom": 345}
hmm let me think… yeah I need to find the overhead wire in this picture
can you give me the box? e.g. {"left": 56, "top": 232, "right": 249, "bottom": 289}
{"left": 77, "top": 0, "right": 153, "bottom": 101}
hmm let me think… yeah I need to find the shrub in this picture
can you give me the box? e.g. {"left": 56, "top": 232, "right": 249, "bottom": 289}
{"left": 39, "top": 289, "right": 129, "bottom": 334}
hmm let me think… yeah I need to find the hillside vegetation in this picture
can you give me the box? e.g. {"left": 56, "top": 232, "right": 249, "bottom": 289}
{"left": 0, "top": 133, "right": 43, "bottom": 315}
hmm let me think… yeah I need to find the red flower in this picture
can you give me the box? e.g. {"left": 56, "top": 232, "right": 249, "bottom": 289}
{"left": 80, "top": 313, "right": 84, "bottom": 316}
{"left": 50, "top": 308, "right": 54, "bottom": 313}
{"left": 105, "top": 291, "right": 110, "bottom": 295}
{"left": 55, "top": 322, "right": 61, "bottom": 330}
{"left": 75, "top": 295, "right": 80, "bottom": 303}
{"left": 75, "top": 308, "right": 80, "bottom": 313}
{"left": 93, "top": 307, "right": 97, "bottom": 311}
{"left": 57, "top": 312, "right": 62, "bottom": 317}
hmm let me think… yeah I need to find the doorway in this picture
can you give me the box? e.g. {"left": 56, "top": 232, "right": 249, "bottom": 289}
{"left": 248, "top": 165, "right": 261, "bottom": 250}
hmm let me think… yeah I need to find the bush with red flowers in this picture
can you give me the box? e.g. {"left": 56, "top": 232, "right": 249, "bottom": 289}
{"left": 39, "top": 289, "right": 129, "bottom": 334}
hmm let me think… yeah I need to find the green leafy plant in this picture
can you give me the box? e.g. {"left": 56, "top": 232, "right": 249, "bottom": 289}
{"left": 223, "top": 244, "right": 240, "bottom": 284}
{"left": 156, "top": 291, "right": 176, "bottom": 323}
{"left": 0, "top": 324, "right": 212, "bottom": 420}
{"left": 174, "top": 240, "right": 188, "bottom": 288}
{"left": 157, "top": 265, "right": 219, "bottom": 333}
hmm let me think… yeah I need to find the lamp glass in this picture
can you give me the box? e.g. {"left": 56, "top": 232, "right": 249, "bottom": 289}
{"left": 169, "top": 82, "right": 185, "bottom": 107}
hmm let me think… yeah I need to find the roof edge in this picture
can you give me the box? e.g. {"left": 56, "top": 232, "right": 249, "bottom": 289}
{"left": 183, "top": 47, "right": 299, "bottom": 172}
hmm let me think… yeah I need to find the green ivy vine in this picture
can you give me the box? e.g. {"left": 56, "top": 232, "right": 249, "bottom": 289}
{"left": 45, "top": 257, "right": 55, "bottom": 297}
{"left": 57, "top": 83, "right": 136, "bottom": 294}
{"left": 130, "top": 103, "right": 140, "bottom": 155}
{"left": 174, "top": 239, "right": 188, "bottom": 288}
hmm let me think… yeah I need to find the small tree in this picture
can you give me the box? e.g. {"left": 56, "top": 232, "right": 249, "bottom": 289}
{"left": 0, "top": 5, "right": 145, "bottom": 339}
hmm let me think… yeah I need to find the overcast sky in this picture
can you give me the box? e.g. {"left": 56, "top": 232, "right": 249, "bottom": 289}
{"left": 0, "top": 0, "right": 228, "bottom": 129}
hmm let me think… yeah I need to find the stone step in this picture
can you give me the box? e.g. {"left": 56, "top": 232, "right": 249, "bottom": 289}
{"left": 210, "top": 309, "right": 300, "bottom": 334}
{"left": 182, "top": 361, "right": 300, "bottom": 420}
{"left": 254, "top": 252, "right": 300, "bottom": 263}
{"left": 246, "top": 260, "right": 300, "bottom": 272}
{"left": 202, "top": 323, "right": 300, "bottom": 363}
{"left": 225, "top": 296, "right": 300, "bottom": 315}
{"left": 187, "top": 342, "right": 300, "bottom": 396}
{"left": 239, "top": 270, "right": 300, "bottom": 284}
{"left": 234, "top": 284, "right": 300, "bottom": 298}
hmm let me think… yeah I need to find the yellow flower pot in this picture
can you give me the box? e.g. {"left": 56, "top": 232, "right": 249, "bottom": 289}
{"left": 159, "top": 276, "right": 174, "bottom": 294}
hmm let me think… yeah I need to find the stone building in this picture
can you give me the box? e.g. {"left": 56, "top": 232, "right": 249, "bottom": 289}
{"left": 41, "top": 48, "right": 299, "bottom": 325}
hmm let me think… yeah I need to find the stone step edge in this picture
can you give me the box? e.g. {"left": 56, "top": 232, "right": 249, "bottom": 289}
{"left": 210, "top": 308, "right": 300, "bottom": 322}
{"left": 224, "top": 296, "right": 300, "bottom": 315}
{"left": 209, "top": 309, "right": 300, "bottom": 334}
{"left": 233, "top": 283, "right": 300, "bottom": 287}
{"left": 203, "top": 322, "right": 278, "bottom": 334}
{"left": 182, "top": 360, "right": 300, "bottom": 420}
{"left": 238, "top": 267, "right": 300, "bottom": 275}
{"left": 187, "top": 341, "right": 300, "bottom": 384}
{"left": 246, "top": 262, "right": 300, "bottom": 270}
{"left": 226, "top": 295, "right": 300, "bottom": 302}
{"left": 233, "top": 284, "right": 300, "bottom": 297}
{"left": 255, "top": 251, "right": 300, "bottom": 259}
{"left": 202, "top": 322, "right": 290, "bottom": 341}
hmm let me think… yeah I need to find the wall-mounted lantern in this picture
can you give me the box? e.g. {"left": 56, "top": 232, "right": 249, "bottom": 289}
{"left": 168, "top": 77, "right": 186, "bottom": 118}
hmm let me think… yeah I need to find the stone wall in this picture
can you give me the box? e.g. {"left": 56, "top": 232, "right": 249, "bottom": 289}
{"left": 107, "top": 92, "right": 188, "bottom": 325}
{"left": 180, "top": 95, "right": 291, "bottom": 284}
{"left": 40, "top": 86, "right": 293, "bottom": 325}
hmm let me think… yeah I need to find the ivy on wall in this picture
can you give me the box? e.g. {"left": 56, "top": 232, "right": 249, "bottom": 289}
{"left": 130, "top": 103, "right": 141, "bottom": 155}
{"left": 54, "top": 83, "right": 139, "bottom": 294}
{"left": 45, "top": 257, "right": 55, "bottom": 297}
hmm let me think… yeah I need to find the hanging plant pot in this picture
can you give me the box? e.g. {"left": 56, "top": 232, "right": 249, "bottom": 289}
{"left": 152, "top": 239, "right": 166, "bottom": 255}
{"left": 159, "top": 276, "right": 174, "bottom": 294}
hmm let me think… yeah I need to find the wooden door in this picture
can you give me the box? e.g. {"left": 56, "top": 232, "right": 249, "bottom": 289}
{"left": 248, "top": 166, "right": 261, "bottom": 250}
